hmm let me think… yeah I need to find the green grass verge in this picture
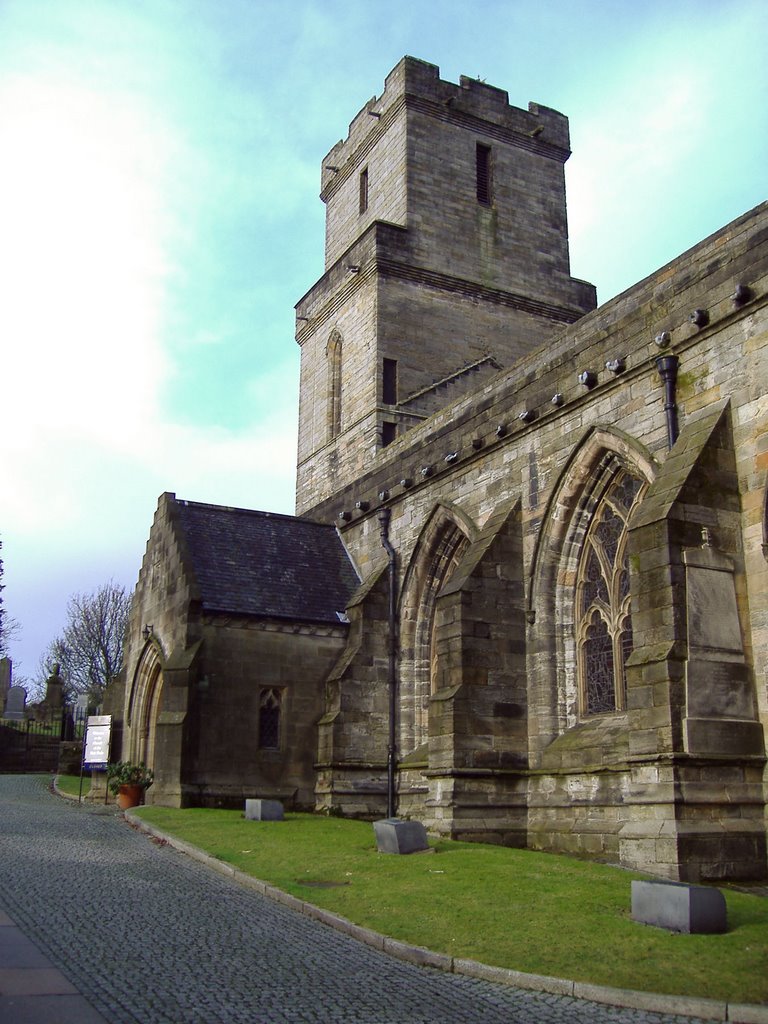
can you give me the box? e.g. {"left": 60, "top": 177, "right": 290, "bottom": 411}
{"left": 133, "top": 807, "right": 768, "bottom": 1004}
{"left": 55, "top": 773, "right": 92, "bottom": 798}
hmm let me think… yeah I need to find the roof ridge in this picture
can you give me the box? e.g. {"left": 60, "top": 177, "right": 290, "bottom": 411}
{"left": 173, "top": 497, "right": 335, "bottom": 529}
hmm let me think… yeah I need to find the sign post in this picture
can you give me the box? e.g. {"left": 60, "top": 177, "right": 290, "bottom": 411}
{"left": 80, "top": 715, "right": 112, "bottom": 803}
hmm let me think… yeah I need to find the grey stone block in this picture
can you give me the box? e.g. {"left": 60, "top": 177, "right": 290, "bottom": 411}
{"left": 631, "top": 879, "right": 727, "bottom": 933}
{"left": 373, "top": 818, "right": 429, "bottom": 854}
{"left": 244, "top": 799, "right": 284, "bottom": 821}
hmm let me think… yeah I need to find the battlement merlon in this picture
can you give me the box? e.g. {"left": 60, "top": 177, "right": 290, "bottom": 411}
{"left": 320, "top": 56, "right": 571, "bottom": 198}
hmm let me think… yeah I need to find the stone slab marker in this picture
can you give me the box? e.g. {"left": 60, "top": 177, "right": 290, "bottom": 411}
{"left": 244, "top": 799, "right": 284, "bottom": 821}
{"left": 4, "top": 685, "right": 26, "bottom": 721}
{"left": 373, "top": 818, "right": 430, "bottom": 854}
{"left": 631, "top": 880, "right": 727, "bottom": 933}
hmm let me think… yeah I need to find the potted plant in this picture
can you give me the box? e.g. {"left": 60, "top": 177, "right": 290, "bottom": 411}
{"left": 106, "top": 761, "right": 154, "bottom": 810}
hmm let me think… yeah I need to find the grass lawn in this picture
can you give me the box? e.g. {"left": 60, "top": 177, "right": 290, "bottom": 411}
{"left": 55, "top": 773, "right": 92, "bottom": 798}
{"left": 132, "top": 806, "right": 768, "bottom": 1004}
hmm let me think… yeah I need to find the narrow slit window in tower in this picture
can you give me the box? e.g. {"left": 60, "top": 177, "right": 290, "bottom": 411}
{"left": 382, "top": 421, "right": 397, "bottom": 447}
{"left": 382, "top": 358, "right": 398, "bottom": 405}
{"left": 359, "top": 167, "right": 369, "bottom": 213}
{"left": 476, "top": 143, "right": 492, "bottom": 205}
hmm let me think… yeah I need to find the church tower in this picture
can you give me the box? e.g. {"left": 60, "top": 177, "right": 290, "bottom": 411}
{"left": 295, "top": 57, "right": 596, "bottom": 516}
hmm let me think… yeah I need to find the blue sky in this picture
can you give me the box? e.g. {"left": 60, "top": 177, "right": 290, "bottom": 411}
{"left": 1, "top": 0, "right": 766, "bottom": 682}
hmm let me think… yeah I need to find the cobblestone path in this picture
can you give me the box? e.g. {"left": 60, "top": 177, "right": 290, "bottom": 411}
{"left": 0, "top": 776, "right": 709, "bottom": 1024}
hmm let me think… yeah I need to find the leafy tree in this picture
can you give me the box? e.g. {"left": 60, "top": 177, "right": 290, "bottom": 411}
{"left": 37, "top": 581, "right": 131, "bottom": 706}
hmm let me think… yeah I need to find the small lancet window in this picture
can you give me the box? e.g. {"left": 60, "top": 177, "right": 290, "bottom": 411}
{"left": 382, "top": 358, "right": 398, "bottom": 405}
{"left": 258, "top": 688, "right": 282, "bottom": 750}
{"left": 476, "top": 143, "right": 492, "bottom": 205}
{"left": 326, "top": 330, "right": 342, "bottom": 440}
{"left": 359, "top": 167, "right": 369, "bottom": 214}
{"left": 576, "top": 470, "right": 644, "bottom": 715}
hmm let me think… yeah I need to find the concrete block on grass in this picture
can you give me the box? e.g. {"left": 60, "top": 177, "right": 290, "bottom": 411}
{"left": 244, "top": 799, "right": 284, "bottom": 821}
{"left": 631, "top": 879, "right": 726, "bottom": 933}
{"left": 373, "top": 818, "right": 430, "bottom": 854}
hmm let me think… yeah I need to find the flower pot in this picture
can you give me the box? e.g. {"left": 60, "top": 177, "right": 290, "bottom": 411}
{"left": 117, "top": 784, "right": 144, "bottom": 810}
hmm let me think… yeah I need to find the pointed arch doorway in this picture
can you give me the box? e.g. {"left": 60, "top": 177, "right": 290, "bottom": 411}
{"left": 128, "top": 642, "right": 165, "bottom": 771}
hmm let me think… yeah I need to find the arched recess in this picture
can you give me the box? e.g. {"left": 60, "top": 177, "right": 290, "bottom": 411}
{"left": 127, "top": 640, "right": 165, "bottom": 769}
{"left": 527, "top": 427, "right": 656, "bottom": 747}
{"left": 326, "top": 329, "right": 343, "bottom": 441}
{"left": 398, "top": 502, "right": 476, "bottom": 756}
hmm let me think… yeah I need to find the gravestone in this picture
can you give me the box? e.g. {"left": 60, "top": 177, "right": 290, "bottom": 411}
{"left": 4, "top": 685, "right": 27, "bottom": 721}
{"left": 245, "top": 799, "right": 284, "bottom": 821}
{"left": 373, "top": 818, "right": 430, "bottom": 855}
{"left": 631, "top": 880, "right": 727, "bottom": 933}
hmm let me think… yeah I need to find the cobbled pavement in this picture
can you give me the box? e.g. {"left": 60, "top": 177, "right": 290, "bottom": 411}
{"left": 0, "top": 775, "right": 712, "bottom": 1024}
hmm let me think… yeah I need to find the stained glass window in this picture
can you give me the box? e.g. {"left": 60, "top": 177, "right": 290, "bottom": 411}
{"left": 584, "top": 612, "right": 615, "bottom": 714}
{"left": 576, "top": 469, "right": 644, "bottom": 715}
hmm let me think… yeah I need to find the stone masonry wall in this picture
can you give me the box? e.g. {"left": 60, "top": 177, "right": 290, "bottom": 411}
{"left": 296, "top": 58, "right": 596, "bottom": 516}
{"left": 310, "top": 202, "right": 768, "bottom": 874}
{"left": 186, "top": 620, "right": 346, "bottom": 810}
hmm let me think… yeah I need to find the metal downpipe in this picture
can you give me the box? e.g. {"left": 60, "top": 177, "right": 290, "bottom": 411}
{"left": 656, "top": 354, "right": 680, "bottom": 449}
{"left": 377, "top": 508, "right": 398, "bottom": 819}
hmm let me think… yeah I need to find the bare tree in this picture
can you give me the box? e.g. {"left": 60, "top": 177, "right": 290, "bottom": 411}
{"left": 37, "top": 581, "right": 132, "bottom": 706}
{"left": 0, "top": 537, "right": 21, "bottom": 659}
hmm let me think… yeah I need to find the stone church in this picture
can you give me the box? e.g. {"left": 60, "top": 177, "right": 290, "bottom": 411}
{"left": 111, "top": 57, "right": 768, "bottom": 883}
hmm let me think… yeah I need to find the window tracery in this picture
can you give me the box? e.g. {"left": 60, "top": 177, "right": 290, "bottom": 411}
{"left": 576, "top": 469, "right": 644, "bottom": 716}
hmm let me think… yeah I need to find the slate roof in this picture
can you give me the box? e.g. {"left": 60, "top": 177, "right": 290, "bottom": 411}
{"left": 172, "top": 499, "right": 360, "bottom": 624}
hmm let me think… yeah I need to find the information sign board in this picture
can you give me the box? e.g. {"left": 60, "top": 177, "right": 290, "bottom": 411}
{"left": 83, "top": 715, "right": 112, "bottom": 767}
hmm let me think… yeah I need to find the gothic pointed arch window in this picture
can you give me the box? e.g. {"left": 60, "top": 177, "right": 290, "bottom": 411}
{"left": 258, "top": 688, "right": 282, "bottom": 750}
{"left": 398, "top": 504, "right": 474, "bottom": 755}
{"left": 576, "top": 468, "right": 644, "bottom": 715}
{"left": 326, "top": 330, "right": 343, "bottom": 440}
